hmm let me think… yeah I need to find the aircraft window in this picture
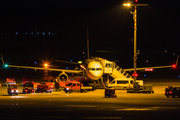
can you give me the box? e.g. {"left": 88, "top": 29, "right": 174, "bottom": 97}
{"left": 92, "top": 68, "right": 95, "bottom": 71}
{"left": 88, "top": 68, "right": 91, "bottom": 70}
{"left": 96, "top": 68, "right": 102, "bottom": 71}
{"left": 73, "top": 83, "right": 76, "bottom": 86}
{"left": 123, "top": 72, "right": 127, "bottom": 76}
{"left": 77, "top": 83, "right": 80, "bottom": 86}
{"left": 117, "top": 81, "right": 129, "bottom": 84}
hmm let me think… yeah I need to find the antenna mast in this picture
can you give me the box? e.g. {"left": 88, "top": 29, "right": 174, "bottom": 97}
{"left": 87, "top": 28, "right": 89, "bottom": 58}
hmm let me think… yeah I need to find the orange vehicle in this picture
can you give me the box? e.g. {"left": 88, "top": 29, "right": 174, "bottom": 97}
{"left": 33, "top": 83, "right": 41, "bottom": 90}
{"left": 22, "top": 81, "right": 35, "bottom": 93}
{"left": 54, "top": 82, "right": 66, "bottom": 91}
{"left": 63, "top": 82, "right": 92, "bottom": 93}
{"left": 36, "top": 84, "right": 53, "bottom": 93}
{"left": 7, "top": 84, "right": 19, "bottom": 95}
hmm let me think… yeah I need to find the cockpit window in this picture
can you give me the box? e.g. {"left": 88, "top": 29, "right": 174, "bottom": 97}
{"left": 96, "top": 68, "right": 102, "bottom": 71}
{"left": 88, "top": 68, "right": 102, "bottom": 71}
{"left": 92, "top": 68, "right": 95, "bottom": 70}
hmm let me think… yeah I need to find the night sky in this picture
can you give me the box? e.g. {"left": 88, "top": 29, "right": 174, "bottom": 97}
{"left": 0, "top": 0, "right": 180, "bottom": 77}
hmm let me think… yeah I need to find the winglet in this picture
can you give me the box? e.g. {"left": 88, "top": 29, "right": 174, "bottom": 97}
{"left": 1, "top": 54, "right": 5, "bottom": 65}
{"left": 176, "top": 55, "right": 179, "bottom": 66}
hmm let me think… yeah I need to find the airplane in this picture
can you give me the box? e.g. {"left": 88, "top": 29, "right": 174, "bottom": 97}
{"left": 1, "top": 54, "right": 178, "bottom": 83}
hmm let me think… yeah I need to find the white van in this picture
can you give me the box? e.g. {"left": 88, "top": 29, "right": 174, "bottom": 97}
{"left": 108, "top": 78, "right": 134, "bottom": 90}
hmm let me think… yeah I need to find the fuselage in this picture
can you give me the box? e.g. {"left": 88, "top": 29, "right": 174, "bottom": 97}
{"left": 86, "top": 61, "right": 103, "bottom": 80}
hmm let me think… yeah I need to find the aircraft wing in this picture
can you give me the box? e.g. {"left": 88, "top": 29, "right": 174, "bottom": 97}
{"left": 123, "top": 65, "right": 175, "bottom": 71}
{"left": 4, "top": 64, "right": 82, "bottom": 73}
{"left": 124, "top": 55, "right": 179, "bottom": 72}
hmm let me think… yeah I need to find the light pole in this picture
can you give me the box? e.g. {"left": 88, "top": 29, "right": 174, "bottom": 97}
{"left": 123, "top": 2, "right": 147, "bottom": 82}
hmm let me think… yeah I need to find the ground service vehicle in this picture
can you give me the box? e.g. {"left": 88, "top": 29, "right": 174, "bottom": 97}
{"left": 22, "top": 81, "right": 35, "bottom": 93}
{"left": 55, "top": 82, "right": 66, "bottom": 91}
{"left": 105, "top": 88, "right": 117, "bottom": 98}
{"left": 6, "top": 78, "right": 16, "bottom": 86}
{"left": 127, "top": 84, "right": 154, "bottom": 94}
{"left": 108, "top": 78, "right": 134, "bottom": 90}
{"left": 36, "top": 84, "right": 53, "bottom": 93}
{"left": 33, "top": 83, "right": 41, "bottom": 90}
{"left": 64, "top": 82, "right": 92, "bottom": 93}
{"left": 165, "top": 86, "right": 180, "bottom": 97}
{"left": 7, "top": 84, "right": 19, "bottom": 95}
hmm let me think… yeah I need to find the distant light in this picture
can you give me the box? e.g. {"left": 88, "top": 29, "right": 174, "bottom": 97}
{"left": 172, "top": 64, "right": 176, "bottom": 68}
{"left": 83, "top": 52, "right": 85, "bottom": 54}
{"left": 173, "top": 53, "right": 175, "bottom": 55}
{"left": 52, "top": 33, "right": 54, "bottom": 35}
{"left": 25, "top": 32, "right": 27, "bottom": 34}
{"left": 66, "top": 67, "right": 68, "bottom": 69}
{"left": 4, "top": 64, "right": 8, "bottom": 67}
{"left": 135, "top": 0, "right": 138, "bottom": 2}
{"left": 34, "top": 61, "right": 37, "bottom": 64}
{"left": 132, "top": 73, "right": 138, "bottom": 77}
{"left": 146, "top": 60, "right": 148, "bottom": 63}
{"left": 78, "top": 61, "right": 82, "bottom": 64}
{"left": 43, "top": 32, "right": 45, "bottom": 35}
{"left": 37, "top": 32, "right": 39, "bottom": 34}
{"left": 165, "top": 50, "right": 167, "bottom": 52}
{"left": 123, "top": 3, "right": 131, "bottom": 6}
{"left": 31, "top": 32, "right": 33, "bottom": 34}
{"left": 16, "top": 32, "right": 18, "bottom": 35}
{"left": 17, "top": 67, "right": 19, "bottom": 69}
{"left": 145, "top": 68, "right": 153, "bottom": 71}
{"left": 144, "top": 74, "right": 146, "bottom": 77}
{"left": 178, "top": 75, "right": 180, "bottom": 78}
{"left": 48, "top": 32, "right": 51, "bottom": 35}
{"left": 44, "top": 64, "right": 48, "bottom": 67}
{"left": 70, "top": 60, "right": 73, "bottom": 62}
{"left": 26, "top": 69, "right": 27, "bottom": 70}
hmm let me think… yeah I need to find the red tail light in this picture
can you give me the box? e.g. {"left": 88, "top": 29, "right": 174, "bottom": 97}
{"left": 23, "top": 82, "right": 25, "bottom": 84}
{"left": 25, "top": 90, "right": 28, "bottom": 92}
{"left": 169, "top": 91, "right": 172, "bottom": 94}
{"left": 32, "top": 89, "right": 34, "bottom": 92}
